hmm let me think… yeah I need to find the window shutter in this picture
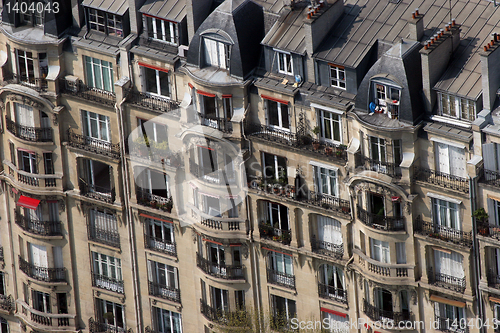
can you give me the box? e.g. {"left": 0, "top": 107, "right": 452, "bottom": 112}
{"left": 147, "top": 260, "right": 153, "bottom": 282}
{"left": 396, "top": 242, "right": 406, "bottom": 264}
{"left": 483, "top": 143, "right": 497, "bottom": 171}
{"left": 53, "top": 246, "right": 63, "bottom": 268}
{"left": 263, "top": 98, "right": 268, "bottom": 125}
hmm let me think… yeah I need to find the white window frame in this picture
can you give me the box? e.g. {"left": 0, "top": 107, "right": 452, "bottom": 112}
{"left": 88, "top": 8, "right": 105, "bottom": 33}
{"left": 16, "top": 50, "right": 35, "bottom": 81}
{"left": 276, "top": 50, "right": 293, "bottom": 75}
{"left": 439, "top": 92, "right": 476, "bottom": 121}
{"left": 433, "top": 198, "right": 460, "bottom": 230}
{"left": 370, "top": 136, "right": 387, "bottom": 164}
{"left": 265, "top": 201, "right": 289, "bottom": 230}
{"left": 210, "top": 286, "right": 229, "bottom": 312}
{"left": 147, "top": 16, "right": 177, "bottom": 45}
{"left": 82, "top": 110, "right": 110, "bottom": 142}
{"left": 488, "top": 198, "right": 500, "bottom": 226}
{"left": 84, "top": 56, "right": 114, "bottom": 92}
{"left": 314, "top": 165, "right": 338, "bottom": 197}
{"left": 262, "top": 152, "right": 287, "bottom": 180}
{"left": 323, "top": 311, "right": 349, "bottom": 333}
{"left": 92, "top": 252, "right": 123, "bottom": 293}
{"left": 148, "top": 260, "right": 178, "bottom": 289}
{"left": 201, "top": 194, "right": 221, "bottom": 217}
{"left": 272, "top": 295, "right": 296, "bottom": 323}
{"left": 370, "top": 238, "right": 390, "bottom": 263}
{"left": 32, "top": 290, "right": 51, "bottom": 313}
{"left": 141, "top": 168, "right": 169, "bottom": 197}
{"left": 138, "top": 119, "right": 168, "bottom": 143}
{"left": 319, "top": 109, "right": 342, "bottom": 144}
{"left": 372, "top": 80, "right": 401, "bottom": 118}
{"left": 203, "top": 37, "right": 230, "bottom": 69}
{"left": 319, "top": 264, "right": 345, "bottom": 298}
{"left": 434, "top": 302, "right": 466, "bottom": 331}
{"left": 90, "top": 209, "right": 117, "bottom": 233}
{"left": 266, "top": 99, "right": 290, "bottom": 130}
{"left": 329, "top": 64, "right": 346, "bottom": 90}
{"left": 269, "top": 251, "right": 293, "bottom": 276}
{"left": 396, "top": 242, "right": 406, "bottom": 264}
{"left": 19, "top": 150, "right": 37, "bottom": 174}
{"left": 142, "top": 66, "right": 170, "bottom": 98}
{"left": 154, "top": 307, "right": 182, "bottom": 333}
{"left": 88, "top": 8, "right": 123, "bottom": 37}
{"left": 98, "top": 298, "right": 124, "bottom": 328}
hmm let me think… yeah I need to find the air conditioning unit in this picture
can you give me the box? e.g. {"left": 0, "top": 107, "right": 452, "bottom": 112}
{"left": 64, "top": 75, "right": 79, "bottom": 93}
{"left": 178, "top": 45, "right": 189, "bottom": 58}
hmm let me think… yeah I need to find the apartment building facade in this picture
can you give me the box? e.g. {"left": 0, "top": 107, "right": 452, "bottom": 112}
{"left": 0, "top": 0, "right": 500, "bottom": 333}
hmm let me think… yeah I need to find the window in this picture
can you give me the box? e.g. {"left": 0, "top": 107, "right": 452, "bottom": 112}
{"left": 435, "top": 142, "right": 466, "bottom": 177}
{"left": 210, "top": 287, "right": 229, "bottom": 313}
{"left": 203, "top": 37, "right": 230, "bottom": 69}
{"left": 319, "top": 109, "right": 341, "bottom": 143}
{"left": 136, "top": 168, "right": 169, "bottom": 198}
{"left": 370, "top": 136, "right": 386, "bottom": 163}
{"left": 96, "top": 298, "right": 124, "bottom": 328}
{"left": 18, "top": 150, "right": 37, "bottom": 173}
{"left": 0, "top": 272, "right": 4, "bottom": 295}
{"left": 319, "top": 264, "right": 345, "bottom": 300}
{"left": 235, "top": 291, "right": 245, "bottom": 310}
{"left": 143, "top": 66, "right": 170, "bottom": 97}
{"left": 393, "top": 139, "right": 402, "bottom": 166}
{"left": 12, "top": 0, "right": 45, "bottom": 26}
{"left": 208, "top": 243, "right": 226, "bottom": 276}
{"left": 488, "top": 198, "right": 500, "bottom": 226}
{"left": 82, "top": 110, "right": 111, "bottom": 142}
{"left": 228, "top": 198, "right": 238, "bottom": 218}
{"left": 81, "top": 159, "right": 112, "bottom": 194}
{"left": 374, "top": 288, "right": 393, "bottom": 320}
{"left": 92, "top": 252, "right": 123, "bottom": 293}
{"left": 32, "top": 290, "right": 50, "bottom": 313}
{"left": 17, "top": 50, "right": 34, "bottom": 81}
{"left": 396, "top": 242, "right": 406, "bottom": 264}
{"left": 370, "top": 238, "right": 390, "bottom": 263}
{"left": 0, "top": 316, "right": 7, "bottom": 333}
{"left": 148, "top": 261, "right": 179, "bottom": 299}
{"left": 495, "top": 304, "right": 500, "bottom": 327}
{"left": 10, "top": 142, "right": 16, "bottom": 167}
{"left": 440, "top": 92, "right": 476, "bottom": 121}
{"left": 263, "top": 201, "right": 289, "bottom": 231}
{"left": 153, "top": 307, "right": 182, "bottom": 333}
{"left": 491, "top": 248, "right": 500, "bottom": 278}
{"left": 434, "top": 249, "right": 464, "bottom": 279}
{"left": 57, "top": 293, "right": 68, "bottom": 314}
{"left": 14, "top": 102, "right": 35, "bottom": 139}
{"left": 201, "top": 194, "right": 221, "bottom": 217}
{"left": 483, "top": 142, "right": 500, "bottom": 173}
{"left": 146, "top": 16, "right": 178, "bottom": 45}
{"left": 263, "top": 153, "right": 287, "bottom": 181}
{"left": 317, "top": 215, "right": 342, "bottom": 248}
{"left": 84, "top": 56, "right": 114, "bottom": 92}
{"left": 88, "top": 8, "right": 123, "bottom": 37}
{"left": 434, "top": 302, "right": 466, "bottom": 332}
{"left": 89, "top": 209, "right": 119, "bottom": 247}
{"left": 266, "top": 99, "right": 289, "bottom": 130}
{"left": 199, "top": 95, "right": 218, "bottom": 127}
{"left": 44, "top": 153, "right": 54, "bottom": 175}
{"left": 223, "top": 97, "right": 232, "bottom": 121}
{"left": 268, "top": 251, "right": 293, "bottom": 277}
{"left": 314, "top": 166, "right": 338, "bottom": 197}
{"left": 277, "top": 51, "right": 293, "bottom": 75}
{"left": 147, "top": 218, "right": 175, "bottom": 254}
{"left": 322, "top": 311, "right": 348, "bottom": 333}
{"left": 138, "top": 119, "right": 168, "bottom": 144}
{"left": 329, "top": 65, "right": 346, "bottom": 89}
{"left": 433, "top": 198, "right": 460, "bottom": 230}
{"left": 271, "top": 295, "right": 296, "bottom": 329}
{"left": 371, "top": 81, "right": 400, "bottom": 118}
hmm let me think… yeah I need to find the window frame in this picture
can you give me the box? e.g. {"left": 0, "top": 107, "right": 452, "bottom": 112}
{"left": 439, "top": 92, "right": 476, "bottom": 121}
{"left": 88, "top": 8, "right": 123, "bottom": 37}
{"left": 153, "top": 306, "right": 182, "bottom": 333}
{"left": 146, "top": 16, "right": 178, "bottom": 45}
{"left": 329, "top": 64, "right": 346, "bottom": 90}
{"left": 370, "top": 238, "right": 390, "bottom": 264}
{"left": 266, "top": 99, "right": 290, "bottom": 130}
{"left": 276, "top": 50, "right": 293, "bottom": 75}
{"left": 18, "top": 150, "right": 37, "bottom": 174}
{"left": 432, "top": 198, "right": 460, "bottom": 230}
{"left": 203, "top": 37, "right": 230, "bottom": 69}
{"left": 314, "top": 165, "right": 338, "bottom": 197}
{"left": 84, "top": 56, "right": 114, "bottom": 92}
{"left": 269, "top": 251, "right": 293, "bottom": 276}
{"left": 92, "top": 252, "right": 123, "bottom": 282}
{"left": 318, "top": 109, "right": 342, "bottom": 144}
{"left": 142, "top": 66, "right": 170, "bottom": 98}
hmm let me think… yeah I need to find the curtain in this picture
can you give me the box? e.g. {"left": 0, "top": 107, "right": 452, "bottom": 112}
{"left": 317, "top": 216, "right": 342, "bottom": 245}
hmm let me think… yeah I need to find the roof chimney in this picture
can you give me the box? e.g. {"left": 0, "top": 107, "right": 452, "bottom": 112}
{"left": 408, "top": 8, "right": 424, "bottom": 41}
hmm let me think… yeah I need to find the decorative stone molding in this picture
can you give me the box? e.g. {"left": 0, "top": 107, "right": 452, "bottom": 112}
{"left": 7, "top": 93, "right": 44, "bottom": 109}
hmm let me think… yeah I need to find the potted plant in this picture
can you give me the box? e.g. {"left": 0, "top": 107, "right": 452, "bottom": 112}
{"left": 165, "top": 197, "right": 173, "bottom": 212}
{"left": 312, "top": 126, "right": 320, "bottom": 150}
{"left": 324, "top": 146, "right": 333, "bottom": 155}
{"left": 473, "top": 208, "right": 489, "bottom": 235}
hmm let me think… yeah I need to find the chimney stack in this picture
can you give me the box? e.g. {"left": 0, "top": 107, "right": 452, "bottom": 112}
{"left": 408, "top": 8, "right": 424, "bottom": 41}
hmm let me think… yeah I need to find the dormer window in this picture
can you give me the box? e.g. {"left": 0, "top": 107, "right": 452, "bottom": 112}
{"left": 88, "top": 8, "right": 123, "bottom": 37}
{"left": 329, "top": 64, "right": 346, "bottom": 90}
{"left": 203, "top": 37, "right": 230, "bottom": 69}
{"left": 371, "top": 79, "right": 401, "bottom": 119}
{"left": 145, "top": 16, "right": 178, "bottom": 45}
{"left": 439, "top": 93, "right": 476, "bottom": 121}
{"left": 276, "top": 51, "right": 293, "bottom": 75}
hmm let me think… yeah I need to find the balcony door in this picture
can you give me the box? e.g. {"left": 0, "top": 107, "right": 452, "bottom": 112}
{"left": 29, "top": 243, "right": 48, "bottom": 279}
{"left": 266, "top": 202, "right": 289, "bottom": 231}
{"left": 82, "top": 110, "right": 111, "bottom": 150}
{"left": 370, "top": 193, "right": 385, "bottom": 217}
{"left": 32, "top": 290, "right": 51, "bottom": 313}
{"left": 434, "top": 249, "right": 464, "bottom": 280}
{"left": 148, "top": 261, "right": 178, "bottom": 299}
{"left": 148, "top": 219, "right": 174, "bottom": 251}
{"left": 83, "top": 159, "right": 112, "bottom": 194}
{"left": 269, "top": 251, "right": 293, "bottom": 282}
{"left": 97, "top": 299, "right": 124, "bottom": 329}
{"left": 319, "top": 264, "right": 345, "bottom": 299}
{"left": 374, "top": 288, "right": 392, "bottom": 319}
{"left": 210, "top": 287, "right": 229, "bottom": 313}
{"left": 317, "top": 215, "right": 342, "bottom": 248}
{"left": 209, "top": 243, "right": 226, "bottom": 276}
{"left": 435, "top": 142, "right": 466, "bottom": 177}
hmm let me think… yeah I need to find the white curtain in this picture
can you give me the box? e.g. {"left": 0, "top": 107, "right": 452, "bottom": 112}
{"left": 434, "top": 250, "right": 464, "bottom": 278}
{"left": 317, "top": 215, "right": 342, "bottom": 245}
{"left": 15, "top": 103, "right": 34, "bottom": 127}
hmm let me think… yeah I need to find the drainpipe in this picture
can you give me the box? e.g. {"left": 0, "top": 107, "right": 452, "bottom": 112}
{"left": 1, "top": 179, "right": 18, "bottom": 300}
{"left": 470, "top": 174, "right": 485, "bottom": 332}
{"left": 115, "top": 88, "right": 142, "bottom": 333}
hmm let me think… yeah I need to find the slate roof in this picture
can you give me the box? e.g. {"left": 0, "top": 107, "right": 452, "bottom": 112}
{"left": 140, "top": 0, "right": 186, "bottom": 23}
{"left": 82, "top": 0, "right": 129, "bottom": 15}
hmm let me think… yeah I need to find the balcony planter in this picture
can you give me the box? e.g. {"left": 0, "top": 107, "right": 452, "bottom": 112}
{"left": 312, "top": 142, "right": 320, "bottom": 150}
{"left": 342, "top": 206, "right": 350, "bottom": 213}
{"left": 325, "top": 147, "right": 333, "bottom": 156}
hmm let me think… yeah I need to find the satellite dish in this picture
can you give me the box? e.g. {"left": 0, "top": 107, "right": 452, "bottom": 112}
{"left": 295, "top": 75, "right": 303, "bottom": 84}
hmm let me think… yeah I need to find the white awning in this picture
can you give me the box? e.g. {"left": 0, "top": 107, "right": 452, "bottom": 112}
{"left": 427, "top": 192, "right": 462, "bottom": 205}
{"left": 430, "top": 136, "right": 466, "bottom": 149}
{"left": 309, "top": 160, "right": 339, "bottom": 171}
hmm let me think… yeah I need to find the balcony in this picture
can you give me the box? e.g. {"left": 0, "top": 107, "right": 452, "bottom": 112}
{"left": 318, "top": 283, "right": 347, "bottom": 304}
{"left": 67, "top": 129, "right": 120, "bottom": 160}
{"left": 19, "top": 256, "right": 65, "bottom": 282}
{"left": 363, "top": 299, "right": 413, "bottom": 325}
{"left": 148, "top": 281, "right": 181, "bottom": 303}
{"left": 139, "top": 36, "right": 179, "bottom": 51}
{"left": 89, "top": 318, "right": 128, "bottom": 333}
{"left": 362, "top": 156, "right": 401, "bottom": 178}
{"left": 79, "top": 179, "right": 115, "bottom": 204}
{"left": 15, "top": 211, "right": 62, "bottom": 236}
{"left": 357, "top": 205, "right": 405, "bottom": 231}
{"left": 0, "top": 246, "right": 3, "bottom": 261}
{"left": 434, "top": 315, "right": 468, "bottom": 333}
{"left": 200, "top": 299, "right": 248, "bottom": 325}
{"left": 259, "top": 223, "right": 291, "bottom": 245}
{"left": 136, "top": 188, "right": 173, "bottom": 212}
{"left": 196, "top": 253, "right": 244, "bottom": 280}
{"left": 477, "top": 221, "right": 500, "bottom": 240}
{"left": 267, "top": 268, "right": 295, "bottom": 289}
{"left": 4, "top": 73, "right": 48, "bottom": 92}
{"left": 88, "top": 224, "right": 120, "bottom": 248}
{"left": 488, "top": 269, "right": 500, "bottom": 289}
{"left": 128, "top": 142, "right": 182, "bottom": 167}
{"left": 245, "top": 122, "right": 347, "bottom": 162}
{"left": 0, "top": 295, "right": 14, "bottom": 313}
{"left": 310, "top": 236, "right": 344, "bottom": 259}
{"left": 427, "top": 267, "right": 466, "bottom": 293}
{"left": 60, "top": 78, "right": 116, "bottom": 107}
{"left": 20, "top": 302, "right": 75, "bottom": 328}
{"left": 200, "top": 217, "right": 243, "bottom": 231}
{"left": 189, "top": 158, "right": 236, "bottom": 185}
{"left": 92, "top": 273, "right": 124, "bottom": 294}
{"left": 6, "top": 118, "right": 52, "bottom": 142}
{"left": 198, "top": 113, "right": 232, "bottom": 133}
{"left": 144, "top": 233, "right": 176, "bottom": 257}
{"left": 414, "top": 216, "right": 472, "bottom": 247}
{"left": 414, "top": 166, "right": 469, "bottom": 193}
{"left": 126, "top": 89, "right": 179, "bottom": 113}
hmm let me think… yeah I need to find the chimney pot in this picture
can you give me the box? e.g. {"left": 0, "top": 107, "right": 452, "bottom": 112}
{"left": 412, "top": 12, "right": 416, "bottom": 19}
{"left": 485, "top": 46, "right": 488, "bottom": 52}
{"left": 424, "top": 43, "right": 429, "bottom": 50}
{"left": 452, "top": 18, "right": 456, "bottom": 26}
{"left": 415, "top": 8, "right": 419, "bottom": 16}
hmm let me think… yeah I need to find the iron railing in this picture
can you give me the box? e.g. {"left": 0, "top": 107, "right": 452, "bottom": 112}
{"left": 4, "top": 73, "right": 48, "bottom": 91}
{"left": 60, "top": 78, "right": 116, "bottom": 106}
{"left": 259, "top": 223, "right": 292, "bottom": 245}
{"left": 310, "top": 236, "right": 344, "bottom": 259}
{"left": 19, "top": 256, "right": 65, "bottom": 282}
{"left": 414, "top": 166, "right": 469, "bottom": 193}
{"left": 0, "top": 295, "right": 14, "bottom": 313}
{"left": 15, "top": 211, "right": 62, "bottom": 236}
{"left": 144, "top": 233, "right": 176, "bottom": 257}
{"left": 357, "top": 205, "right": 405, "bottom": 231}
{"left": 198, "top": 113, "right": 232, "bottom": 133}
{"left": 126, "top": 89, "right": 179, "bottom": 113}
{"left": 427, "top": 267, "right": 466, "bottom": 293}
{"left": 148, "top": 281, "right": 181, "bottom": 303}
{"left": 139, "top": 36, "right": 179, "bottom": 51}
{"left": 67, "top": 129, "right": 120, "bottom": 159}
{"left": 92, "top": 273, "right": 124, "bottom": 294}
{"left": 200, "top": 299, "right": 245, "bottom": 325}
{"left": 136, "top": 188, "right": 172, "bottom": 212}
{"left": 305, "top": 191, "right": 351, "bottom": 216}
{"left": 414, "top": 216, "right": 472, "bottom": 247}
{"left": 480, "top": 168, "right": 500, "bottom": 188}
{"left": 128, "top": 143, "right": 182, "bottom": 167}
{"left": 488, "top": 269, "right": 500, "bottom": 289}
{"left": 267, "top": 268, "right": 295, "bottom": 289}
{"left": 79, "top": 179, "right": 115, "bottom": 204}
{"left": 477, "top": 221, "right": 500, "bottom": 239}
{"left": 6, "top": 118, "right": 52, "bottom": 142}
{"left": 196, "top": 253, "right": 244, "bottom": 280}
{"left": 318, "top": 283, "right": 347, "bottom": 304}
{"left": 434, "top": 315, "right": 468, "bottom": 333}
{"left": 189, "top": 158, "right": 236, "bottom": 184}
{"left": 89, "top": 318, "right": 129, "bottom": 333}
{"left": 362, "top": 156, "right": 401, "bottom": 177}
{"left": 88, "top": 224, "right": 120, "bottom": 248}
{"left": 363, "top": 299, "right": 413, "bottom": 324}
{"left": 244, "top": 123, "right": 298, "bottom": 146}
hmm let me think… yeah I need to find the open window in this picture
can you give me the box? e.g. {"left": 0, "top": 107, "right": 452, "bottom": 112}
{"left": 203, "top": 36, "right": 230, "bottom": 69}
{"left": 145, "top": 16, "right": 178, "bottom": 45}
{"left": 371, "top": 79, "right": 401, "bottom": 118}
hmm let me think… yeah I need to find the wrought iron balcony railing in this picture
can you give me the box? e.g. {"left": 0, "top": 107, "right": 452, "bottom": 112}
{"left": 60, "top": 78, "right": 116, "bottom": 106}
{"left": 477, "top": 220, "right": 500, "bottom": 239}
{"left": 267, "top": 268, "right": 295, "bottom": 289}
{"left": 363, "top": 299, "right": 413, "bottom": 324}
{"left": 88, "top": 224, "right": 120, "bottom": 248}
{"left": 259, "top": 223, "right": 291, "bottom": 245}
{"left": 15, "top": 211, "right": 62, "bottom": 236}
{"left": 318, "top": 283, "right": 347, "bottom": 304}
{"left": 427, "top": 266, "right": 466, "bottom": 293}
{"left": 89, "top": 318, "right": 129, "bottom": 333}
{"left": 79, "top": 179, "right": 115, "bottom": 204}
{"left": 92, "top": 273, "right": 124, "bottom": 294}
{"left": 67, "top": 129, "right": 120, "bottom": 159}
{"left": 357, "top": 205, "right": 405, "bottom": 231}
{"left": 480, "top": 168, "right": 500, "bottom": 188}
{"left": 310, "top": 236, "right": 344, "bottom": 259}
{"left": 144, "top": 233, "right": 176, "bottom": 257}
{"left": 148, "top": 281, "right": 181, "bottom": 303}
{"left": 19, "top": 256, "right": 65, "bottom": 282}
{"left": 6, "top": 118, "right": 52, "bottom": 142}
{"left": 362, "top": 156, "right": 401, "bottom": 177}
{"left": 434, "top": 315, "right": 468, "bottom": 333}
{"left": 126, "top": 89, "right": 179, "bottom": 113}
{"left": 414, "top": 216, "right": 472, "bottom": 247}
{"left": 136, "top": 188, "right": 173, "bottom": 212}
{"left": 414, "top": 166, "right": 469, "bottom": 193}
{"left": 196, "top": 253, "right": 244, "bottom": 280}
{"left": 198, "top": 113, "right": 232, "bottom": 133}
{"left": 4, "top": 73, "right": 48, "bottom": 91}
{"left": 488, "top": 269, "right": 500, "bottom": 289}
